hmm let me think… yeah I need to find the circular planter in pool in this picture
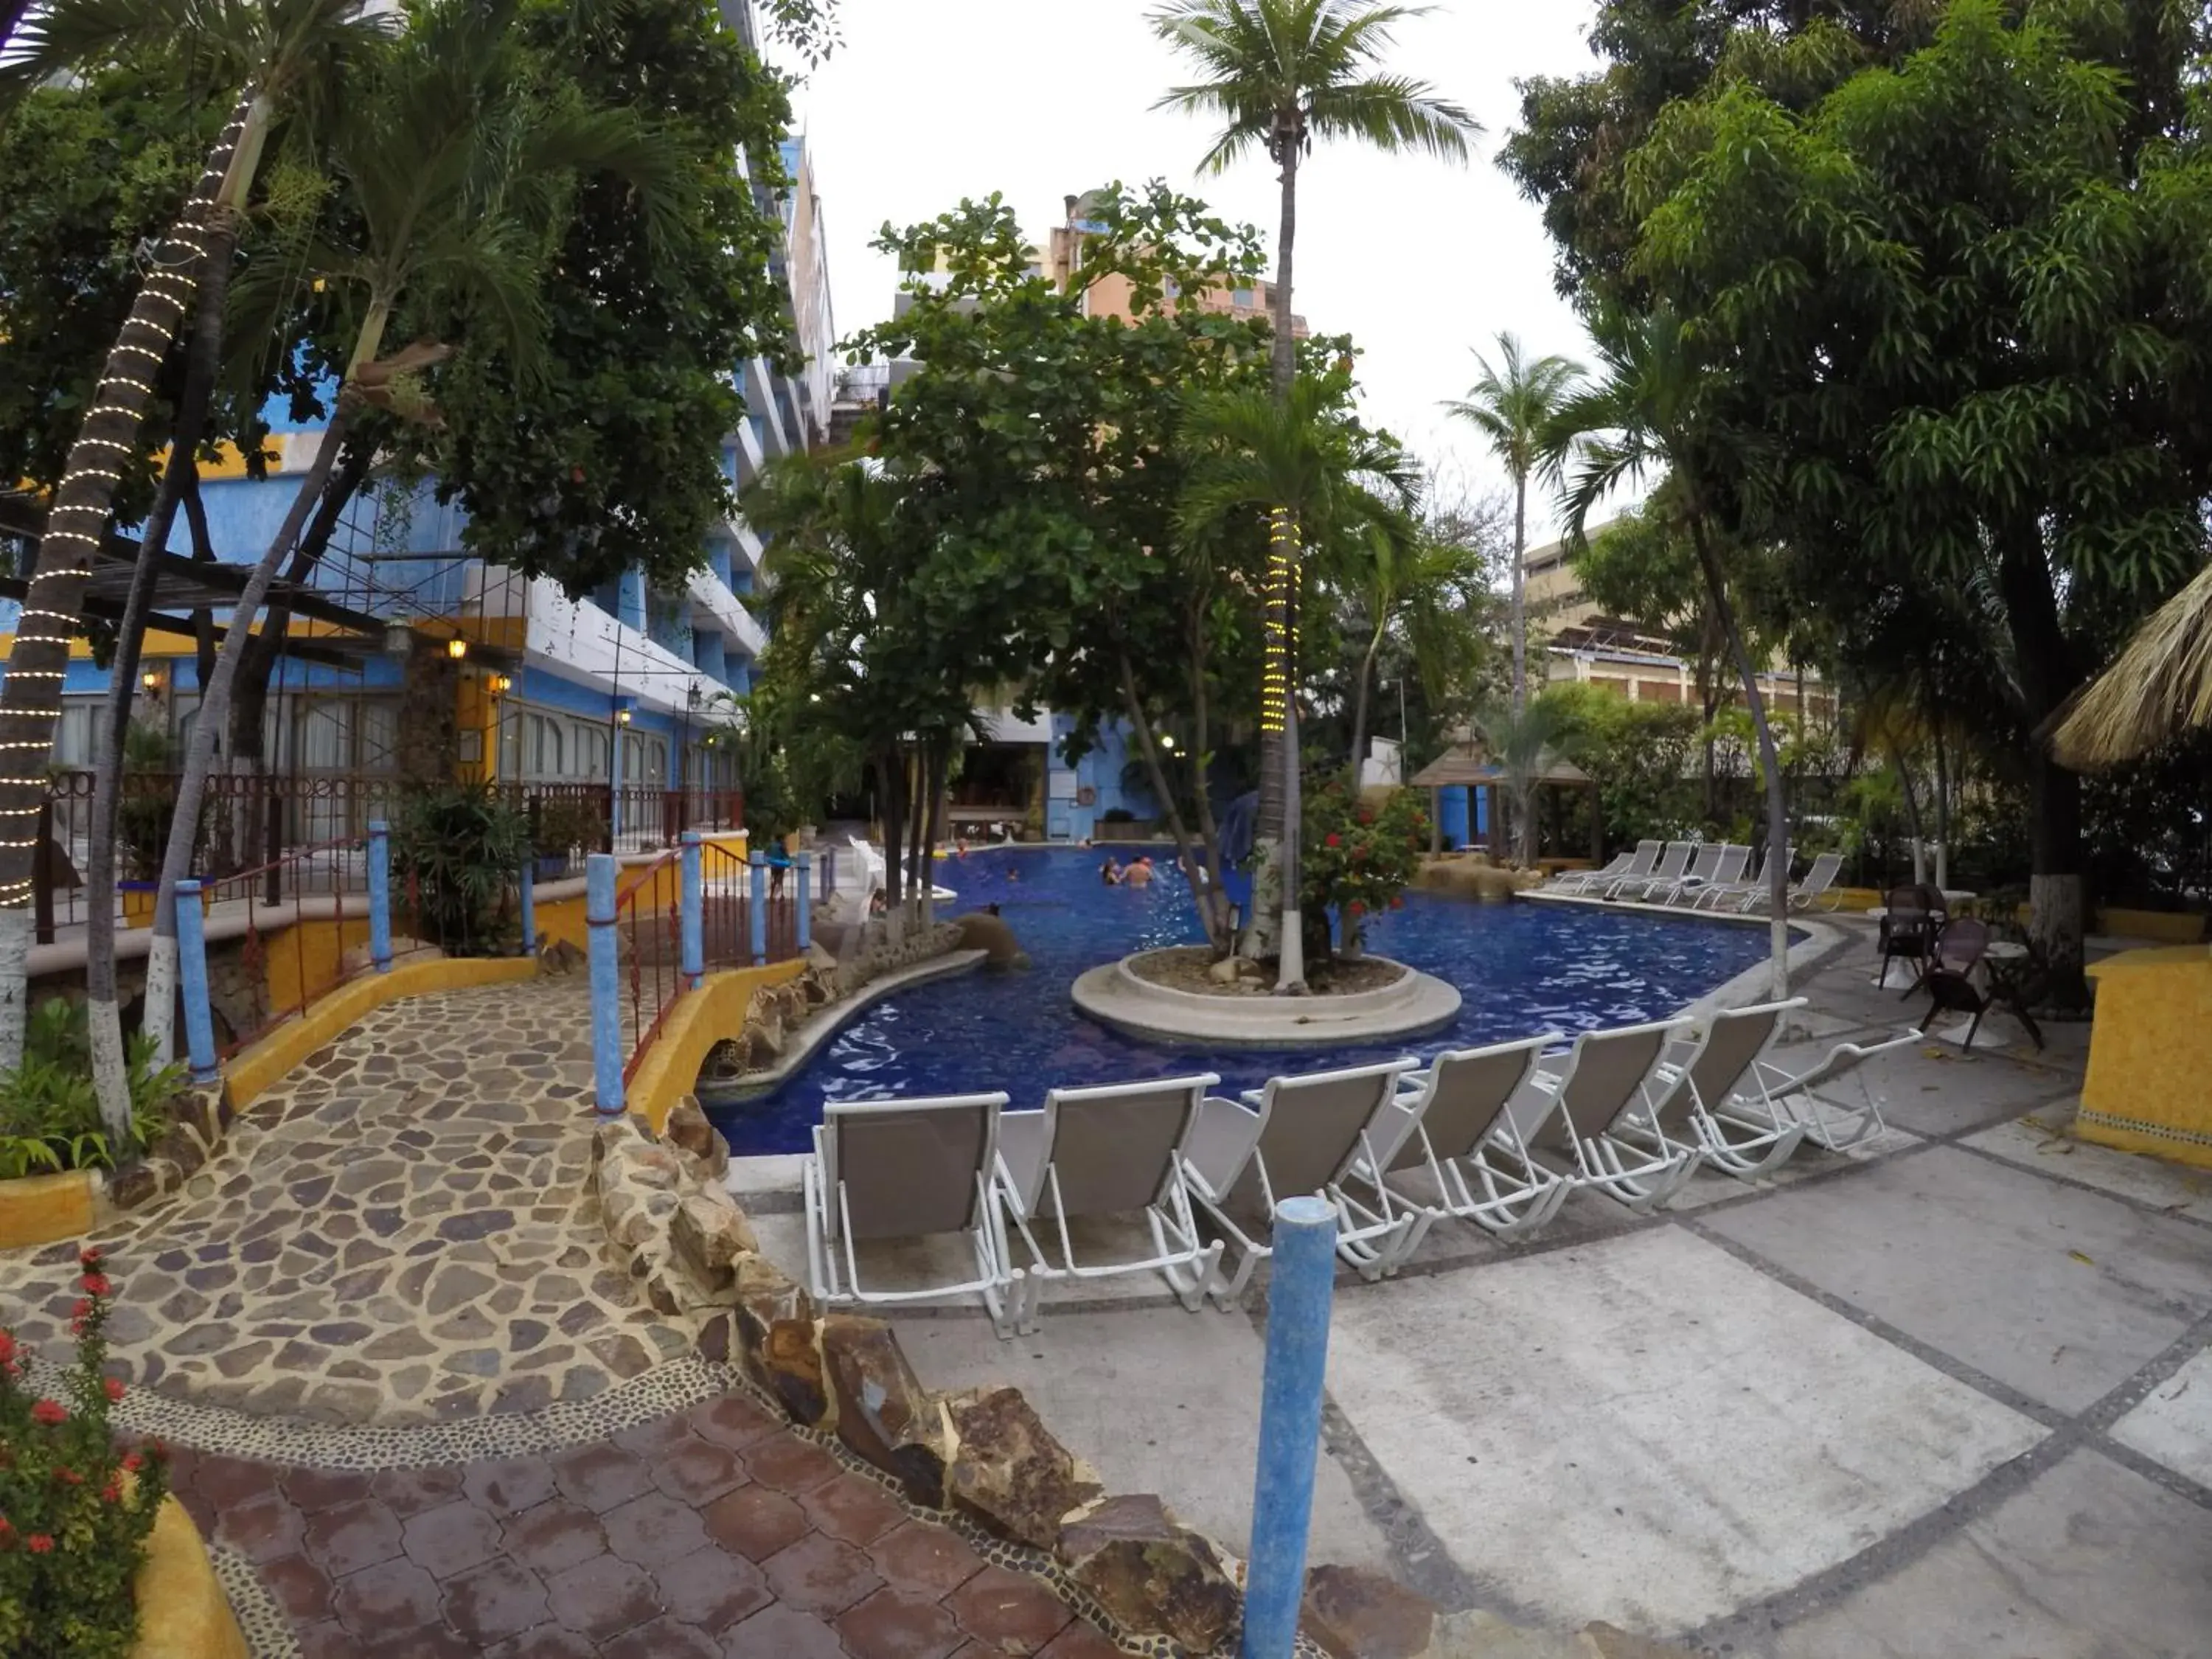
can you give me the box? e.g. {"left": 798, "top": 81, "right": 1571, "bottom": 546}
{"left": 1072, "top": 950, "right": 1462, "bottom": 1049}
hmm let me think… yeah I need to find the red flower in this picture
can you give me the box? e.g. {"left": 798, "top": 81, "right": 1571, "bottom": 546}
{"left": 1324, "top": 833, "right": 1341, "bottom": 849}
{"left": 78, "top": 1273, "right": 111, "bottom": 1297}
{"left": 103, "top": 1377, "right": 125, "bottom": 1403}
{"left": 121, "top": 1453, "right": 143, "bottom": 1474}
{"left": 101, "top": 1484, "right": 121, "bottom": 1504}
{"left": 52, "top": 1466, "right": 82, "bottom": 1486}
{"left": 78, "top": 1246, "right": 102, "bottom": 1269}
{"left": 1347, "top": 902, "right": 1363, "bottom": 917}
{"left": 69, "top": 1299, "right": 91, "bottom": 1321}
{"left": 0, "top": 1332, "right": 13, "bottom": 1364}
{"left": 26, "top": 1535, "right": 52, "bottom": 1554}
{"left": 1391, "top": 897, "right": 1405, "bottom": 910}
{"left": 29, "top": 1399, "right": 66, "bottom": 1427}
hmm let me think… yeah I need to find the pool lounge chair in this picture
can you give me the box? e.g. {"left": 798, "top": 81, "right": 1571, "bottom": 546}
{"left": 1736, "top": 1027, "right": 1923, "bottom": 1151}
{"left": 1746, "top": 849, "right": 1843, "bottom": 914}
{"left": 1663, "top": 843, "right": 1747, "bottom": 906}
{"left": 1345, "top": 1032, "right": 1571, "bottom": 1252}
{"left": 1610, "top": 841, "right": 1693, "bottom": 901}
{"left": 1560, "top": 841, "right": 1658, "bottom": 896}
{"left": 803, "top": 1092, "right": 1021, "bottom": 1337}
{"left": 1694, "top": 845, "right": 1781, "bottom": 911}
{"left": 1618, "top": 999, "right": 1811, "bottom": 1180}
{"left": 1180, "top": 1058, "right": 1420, "bottom": 1304}
{"left": 995, "top": 1074, "right": 1225, "bottom": 1331}
{"left": 1517, "top": 1018, "right": 1703, "bottom": 1211}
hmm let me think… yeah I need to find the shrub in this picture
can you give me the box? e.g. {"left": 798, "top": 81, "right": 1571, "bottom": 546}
{"left": 0, "top": 1001, "right": 181, "bottom": 1178}
{"left": 529, "top": 796, "right": 605, "bottom": 862}
{"left": 391, "top": 785, "right": 530, "bottom": 956}
{"left": 0, "top": 1251, "right": 170, "bottom": 1659}
{"left": 1301, "top": 780, "right": 1427, "bottom": 956}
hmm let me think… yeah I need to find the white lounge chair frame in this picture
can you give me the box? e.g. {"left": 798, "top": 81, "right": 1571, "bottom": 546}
{"left": 1610, "top": 841, "right": 1693, "bottom": 901}
{"left": 1520, "top": 1018, "right": 1702, "bottom": 1211}
{"left": 1562, "top": 841, "right": 1658, "bottom": 896}
{"left": 1745, "top": 850, "right": 1843, "bottom": 914}
{"left": 1661, "top": 844, "right": 1745, "bottom": 906}
{"left": 1619, "top": 999, "right": 1811, "bottom": 1180}
{"left": 1181, "top": 1058, "right": 1419, "bottom": 1305}
{"left": 1348, "top": 1032, "right": 1571, "bottom": 1255}
{"left": 995, "top": 1074, "right": 1225, "bottom": 1332}
{"left": 804, "top": 1092, "right": 1021, "bottom": 1338}
{"left": 1548, "top": 849, "right": 1633, "bottom": 894}
{"left": 1743, "top": 1027, "right": 1922, "bottom": 1150}
{"left": 1694, "top": 845, "right": 1780, "bottom": 911}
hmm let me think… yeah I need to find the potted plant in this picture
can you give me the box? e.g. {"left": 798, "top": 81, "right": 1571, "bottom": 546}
{"left": 530, "top": 796, "right": 602, "bottom": 881}
{"left": 391, "top": 785, "right": 531, "bottom": 956}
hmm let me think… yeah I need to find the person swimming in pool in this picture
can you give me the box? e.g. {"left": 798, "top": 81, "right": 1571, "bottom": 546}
{"left": 1124, "top": 856, "right": 1154, "bottom": 888}
{"left": 1100, "top": 858, "right": 1123, "bottom": 886}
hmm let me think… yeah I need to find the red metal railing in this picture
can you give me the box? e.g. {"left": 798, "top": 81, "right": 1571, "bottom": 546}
{"left": 619, "top": 838, "right": 799, "bottom": 1083}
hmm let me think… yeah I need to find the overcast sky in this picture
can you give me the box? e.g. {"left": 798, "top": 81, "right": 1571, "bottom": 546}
{"left": 771, "top": 1, "right": 1603, "bottom": 539}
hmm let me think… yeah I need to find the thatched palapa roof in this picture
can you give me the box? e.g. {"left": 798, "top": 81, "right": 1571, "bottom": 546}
{"left": 2053, "top": 562, "right": 2212, "bottom": 768}
{"left": 1408, "top": 743, "right": 1591, "bottom": 790}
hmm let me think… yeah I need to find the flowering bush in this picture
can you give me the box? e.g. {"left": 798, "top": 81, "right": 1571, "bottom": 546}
{"left": 1301, "top": 781, "right": 1428, "bottom": 957}
{"left": 0, "top": 1251, "right": 167, "bottom": 1659}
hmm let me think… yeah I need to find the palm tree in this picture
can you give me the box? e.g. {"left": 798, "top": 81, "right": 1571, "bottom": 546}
{"left": 1444, "top": 332, "right": 1583, "bottom": 715}
{"left": 1472, "top": 695, "right": 1567, "bottom": 868}
{"left": 1545, "top": 307, "right": 1792, "bottom": 998}
{"left": 0, "top": 0, "right": 383, "bottom": 1069}
{"left": 1180, "top": 374, "right": 1417, "bottom": 989}
{"left": 1335, "top": 516, "right": 1441, "bottom": 789}
{"left": 1150, "top": 0, "right": 1475, "bottom": 979}
{"left": 136, "top": 0, "right": 688, "bottom": 1062}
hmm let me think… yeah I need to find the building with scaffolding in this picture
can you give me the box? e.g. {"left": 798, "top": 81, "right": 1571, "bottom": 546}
{"left": 5, "top": 0, "right": 835, "bottom": 864}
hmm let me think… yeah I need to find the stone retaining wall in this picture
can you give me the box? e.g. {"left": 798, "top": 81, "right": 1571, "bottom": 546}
{"left": 592, "top": 1105, "right": 1691, "bottom": 1659}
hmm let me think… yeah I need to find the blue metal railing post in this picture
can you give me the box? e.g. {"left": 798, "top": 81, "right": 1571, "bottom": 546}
{"left": 796, "top": 851, "right": 813, "bottom": 954}
{"left": 366, "top": 819, "right": 393, "bottom": 973}
{"left": 586, "top": 853, "right": 624, "bottom": 1116}
{"left": 1241, "top": 1196, "right": 1340, "bottom": 1659}
{"left": 680, "top": 831, "right": 704, "bottom": 987}
{"left": 748, "top": 852, "right": 769, "bottom": 965}
{"left": 519, "top": 860, "right": 536, "bottom": 957}
{"left": 174, "top": 879, "right": 218, "bottom": 1087}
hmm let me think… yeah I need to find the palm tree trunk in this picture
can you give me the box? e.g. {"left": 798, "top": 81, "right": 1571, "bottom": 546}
{"left": 86, "top": 212, "right": 242, "bottom": 1141}
{"left": 1932, "top": 723, "right": 1952, "bottom": 891}
{"left": 142, "top": 302, "right": 384, "bottom": 1055}
{"left": 0, "top": 90, "right": 262, "bottom": 1071}
{"left": 1270, "top": 140, "right": 1298, "bottom": 399}
{"left": 1349, "top": 619, "right": 1385, "bottom": 788}
{"left": 1689, "top": 519, "right": 1788, "bottom": 999}
{"left": 1510, "top": 470, "right": 1528, "bottom": 717}
{"left": 1184, "top": 603, "right": 1232, "bottom": 945}
{"left": 1893, "top": 742, "right": 1927, "bottom": 887}
{"left": 1120, "top": 653, "right": 1227, "bottom": 956}
{"left": 1276, "top": 509, "right": 1306, "bottom": 994}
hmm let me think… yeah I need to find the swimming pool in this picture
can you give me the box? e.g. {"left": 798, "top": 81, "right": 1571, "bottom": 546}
{"left": 706, "top": 846, "right": 1784, "bottom": 1155}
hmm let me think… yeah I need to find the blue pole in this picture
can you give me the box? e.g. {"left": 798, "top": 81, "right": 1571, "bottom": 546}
{"left": 586, "top": 853, "right": 625, "bottom": 1116}
{"left": 519, "top": 859, "right": 536, "bottom": 958}
{"left": 680, "top": 831, "right": 704, "bottom": 987}
{"left": 1242, "top": 1195, "right": 1340, "bottom": 1659}
{"left": 796, "top": 852, "right": 813, "bottom": 953}
{"left": 748, "top": 852, "right": 768, "bottom": 966}
{"left": 366, "top": 819, "right": 393, "bottom": 973}
{"left": 174, "top": 879, "right": 218, "bottom": 1087}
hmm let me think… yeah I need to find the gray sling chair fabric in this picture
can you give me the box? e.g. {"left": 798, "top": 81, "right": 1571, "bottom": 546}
{"left": 1666, "top": 844, "right": 1748, "bottom": 906}
{"left": 994, "top": 1074, "right": 1225, "bottom": 1332}
{"left": 1180, "top": 1058, "right": 1419, "bottom": 1305}
{"left": 1610, "top": 841, "right": 1694, "bottom": 901}
{"left": 1339, "top": 1032, "right": 1571, "bottom": 1256}
{"left": 1515, "top": 1018, "right": 1702, "bottom": 1212}
{"left": 803, "top": 1092, "right": 1020, "bottom": 1337}
{"left": 1654, "top": 842, "right": 1732, "bottom": 906}
{"left": 1610, "top": 999, "right": 1811, "bottom": 1180}
{"left": 1693, "top": 845, "right": 1780, "bottom": 911}
{"left": 1548, "top": 847, "right": 1635, "bottom": 894}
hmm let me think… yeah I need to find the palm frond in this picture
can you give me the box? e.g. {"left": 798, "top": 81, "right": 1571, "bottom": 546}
{"left": 2052, "top": 560, "right": 2212, "bottom": 767}
{"left": 1306, "top": 75, "right": 1478, "bottom": 157}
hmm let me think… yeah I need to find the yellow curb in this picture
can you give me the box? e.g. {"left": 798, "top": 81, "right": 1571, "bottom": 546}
{"left": 130, "top": 1493, "right": 248, "bottom": 1659}
{"left": 0, "top": 1167, "right": 99, "bottom": 1250}
{"left": 626, "top": 960, "right": 809, "bottom": 1136}
{"left": 223, "top": 956, "right": 540, "bottom": 1113}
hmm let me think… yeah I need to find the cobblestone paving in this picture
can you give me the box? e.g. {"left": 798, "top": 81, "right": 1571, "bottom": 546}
{"left": 0, "top": 978, "right": 683, "bottom": 1425}
{"left": 172, "top": 1391, "right": 1119, "bottom": 1659}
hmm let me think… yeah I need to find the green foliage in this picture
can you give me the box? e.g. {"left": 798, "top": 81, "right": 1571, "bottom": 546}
{"left": 112, "top": 721, "right": 200, "bottom": 883}
{"left": 391, "top": 785, "right": 529, "bottom": 956}
{"left": 528, "top": 795, "right": 604, "bottom": 862}
{"left": 1301, "top": 779, "right": 1426, "bottom": 954}
{"left": 0, "top": 1001, "right": 180, "bottom": 1178}
{"left": 0, "top": 1251, "right": 170, "bottom": 1659}
{"left": 1541, "top": 683, "right": 1704, "bottom": 851}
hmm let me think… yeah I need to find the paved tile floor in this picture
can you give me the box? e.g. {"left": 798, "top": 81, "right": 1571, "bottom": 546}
{"left": 174, "top": 1389, "right": 1116, "bottom": 1659}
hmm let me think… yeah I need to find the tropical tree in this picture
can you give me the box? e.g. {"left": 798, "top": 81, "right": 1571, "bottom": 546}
{"left": 1472, "top": 695, "right": 1568, "bottom": 867}
{"left": 1546, "top": 306, "right": 1792, "bottom": 997}
{"left": 1443, "top": 332, "right": 1583, "bottom": 714}
{"left": 0, "top": 0, "right": 383, "bottom": 1068}
{"left": 1180, "top": 368, "right": 1419, "bottom": 987}
{"left": 133, "top": 0, "right": 687, "bottom": 1066}
{"left": 1150, "top": 0, "right": 1475, "bottom": 984}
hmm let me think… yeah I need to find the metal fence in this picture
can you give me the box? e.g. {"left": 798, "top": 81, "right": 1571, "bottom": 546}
{"left": 618, "top": 838, "right": 801, "bottom": 1085}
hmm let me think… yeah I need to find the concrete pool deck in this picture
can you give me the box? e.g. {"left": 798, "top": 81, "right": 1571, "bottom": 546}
{"left": 735, "top": 919, "right": 2212, "bottom": 1655}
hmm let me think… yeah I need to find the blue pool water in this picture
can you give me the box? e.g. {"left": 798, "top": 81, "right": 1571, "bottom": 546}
{"left": 706, "top": 846, "right": 1781, "bottom": 1155}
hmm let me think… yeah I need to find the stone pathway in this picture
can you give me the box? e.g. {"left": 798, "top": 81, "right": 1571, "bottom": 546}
{"left": 0, "top": 978, "right": 679, "bottom": 1425}
{"left": 173, "top": 1388, "right": 1116, "bottom": 1659}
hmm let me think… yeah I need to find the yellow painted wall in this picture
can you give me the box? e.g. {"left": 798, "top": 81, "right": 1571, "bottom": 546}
{"left": 260, "top": 916, "right": 375, "bottom": 1018}
{"left": 2078, "top": 947, "right": 2212, "bottom": 1169}
{"left": 131, "top": 1494, "right": 248, "bottom": 1659}
{"left": 625, "top": 959, "right": 807, "bottom": 1135}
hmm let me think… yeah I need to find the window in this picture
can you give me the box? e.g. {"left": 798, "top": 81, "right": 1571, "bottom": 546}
{"left": 528, "top": 714, "right": 564, "bottom": 778}
{"left": 575, "top": 723, "right": 610, "bottom": 782}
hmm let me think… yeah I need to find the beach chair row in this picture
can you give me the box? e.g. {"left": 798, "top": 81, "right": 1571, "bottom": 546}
{"left": 1547, "top": 842, "right": 1844, "bottom": 912}
{"left": 799, "top": 1003, "right": 1919, "bottom": 1338}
